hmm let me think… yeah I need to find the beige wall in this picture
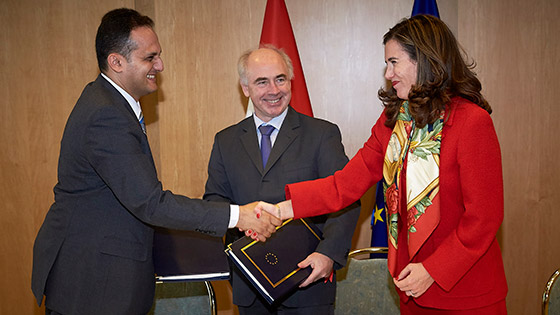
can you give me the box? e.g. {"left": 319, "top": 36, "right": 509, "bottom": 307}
{"left": 0, "top": 1, "right": 557, "bottom": 314}
{"left": 458, "top": 1, "right": 560, "bottom": 314}
{"left": 1, "top": 1, "right": 132, "bottom": 314}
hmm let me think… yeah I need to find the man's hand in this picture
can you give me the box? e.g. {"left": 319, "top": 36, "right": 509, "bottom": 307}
{"left": 393, "top": 262, "right": 434, "bottom": 298}
{"left": 297, "top": 252, "right": 334, "bottom": 288}
{"left": 237, "top": 202, "right": 282, "bottom": 242}
{"left": 254, "top": 200, "right": 294, "bottom": 221}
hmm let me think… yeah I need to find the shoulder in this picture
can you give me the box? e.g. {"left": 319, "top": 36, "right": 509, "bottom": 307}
{"left": 447, "top": 97, "right": 493, "bottom": 128}
{"left": 290, "top": 109, "right": 341, "bottom": 134}
{"left": 68, "top": 77, "right": 134, "bottom": 132}
{"left": 214, "top": 116, "right": 253, "bottom": 139}
{"left": 367, "top": 110, "right": 392, "bottom": 145}
{"left": 75, "top": 76, "right": 124, "bottom": 113}
{"left": 81, "top": 75, "right": 117, "bottom": 100}
{"left": 444, "top": 97, "right": 499, "bottom": 152}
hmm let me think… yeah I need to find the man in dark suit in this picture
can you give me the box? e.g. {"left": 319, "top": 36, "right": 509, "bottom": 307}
{"left": 31, "top": 8, "right": 280, "bottom": 315}
{"left": 204, "top": 46, "right": 360, "bottom": 314}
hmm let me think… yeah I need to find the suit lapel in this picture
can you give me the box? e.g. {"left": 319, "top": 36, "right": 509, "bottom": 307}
{"left": 97, "top": 75, "right": 157, "bottom": 169}
{"left": 97, "top": 75, "right": 146, "bottom": 135}
{"left": 239, "top": 118, "right": 265, "bottom": 173}
{"left": 264, "top": 107, "right": 300, "bottom": 174}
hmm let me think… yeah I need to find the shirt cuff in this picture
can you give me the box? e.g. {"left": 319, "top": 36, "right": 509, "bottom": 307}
{"left": 228, "top": 204, "right": 239, "bottom": 228}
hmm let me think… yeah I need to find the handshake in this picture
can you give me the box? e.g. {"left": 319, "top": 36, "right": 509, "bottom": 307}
{"left": 236, "top": 200, "right": 294, "bottom": 242}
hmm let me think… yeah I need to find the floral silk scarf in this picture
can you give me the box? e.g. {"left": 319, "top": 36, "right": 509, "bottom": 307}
{"left": 383, "top": 101, "right": 443, "bottom": 276}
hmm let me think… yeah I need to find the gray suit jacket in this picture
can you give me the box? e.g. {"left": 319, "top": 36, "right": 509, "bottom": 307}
{"left": 32, "top": 75, "right": 230, "bottom": 315}
{"left": 204, "top": 107, "right": 360, "bottom": 307}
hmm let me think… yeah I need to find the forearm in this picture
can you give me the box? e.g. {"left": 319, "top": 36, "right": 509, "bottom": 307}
{"left": 286, "top": 149, "right": 378, "bottom": 219}
{"left": 286, "top": 116, "right": 389, "bottom": 219}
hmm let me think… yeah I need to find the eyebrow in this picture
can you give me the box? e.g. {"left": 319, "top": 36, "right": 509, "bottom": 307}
{"left": 253, "top": 74, "right": 287, "bottom": 83}
{"left": 145, "top": 49, "right": 162, "bottom": 58}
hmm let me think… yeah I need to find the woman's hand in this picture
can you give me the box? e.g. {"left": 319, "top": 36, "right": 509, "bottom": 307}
{"left": 246, "top": 200, "right": 295, "bottom": 239}
{"left": 253, "top": 200, "right": 294, "bottom": 221}
{"left": 393, "top": 262, "right": 434, "bottom": 298}
{"left": 237, "top": 201, "right": 282, "bottom": 241}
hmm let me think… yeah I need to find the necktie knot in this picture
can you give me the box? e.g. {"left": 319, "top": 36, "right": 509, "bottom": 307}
{"left": 259, "top": 125, "right": 275, "bottom": 137}
{"left": 259, "top": 125, "right": 275, "bottom": 167}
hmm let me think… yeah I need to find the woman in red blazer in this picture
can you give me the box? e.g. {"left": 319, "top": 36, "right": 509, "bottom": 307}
{"left": 257, "top": 15, "right": 508, "bottom": 314}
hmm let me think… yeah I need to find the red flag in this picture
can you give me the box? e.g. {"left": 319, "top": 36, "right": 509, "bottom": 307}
{"left": 259, "top": 0, "right": 313, "bottom": 117}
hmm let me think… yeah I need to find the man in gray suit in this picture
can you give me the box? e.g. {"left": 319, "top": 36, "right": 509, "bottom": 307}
{"left": 31, "top": 8, "right": 280, "bottom": 315}
{"left": 204, "top": 46, "right": 360, "bottom": 314}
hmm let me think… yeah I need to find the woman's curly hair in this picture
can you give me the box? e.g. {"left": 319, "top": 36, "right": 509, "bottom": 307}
{"left": 378, "top": 14, "right": 491, "bottom": 128}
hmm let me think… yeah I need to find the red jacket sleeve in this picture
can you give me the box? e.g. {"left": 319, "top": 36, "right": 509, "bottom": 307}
{"left": 286, "top": 113, "right": 391, "bottom": 219}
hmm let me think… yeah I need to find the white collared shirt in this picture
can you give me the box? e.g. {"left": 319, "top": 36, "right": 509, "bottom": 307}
{"left": 253, "top": 107, "right": 288, "bottom": 148}
{"left": 101, "top": 73, "right": 142, "bottom": 122}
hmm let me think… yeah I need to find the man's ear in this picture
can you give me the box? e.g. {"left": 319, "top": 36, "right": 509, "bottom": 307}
{"left": 107, "top": 53, "right": 125, "bottom": 73}
{"left": 240, "top": 81, "right": 250, "bottom": 97}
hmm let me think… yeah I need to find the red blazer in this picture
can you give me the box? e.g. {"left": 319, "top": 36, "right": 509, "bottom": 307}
{"left": 286, "top": 97, "right": 508, "bottom": 310}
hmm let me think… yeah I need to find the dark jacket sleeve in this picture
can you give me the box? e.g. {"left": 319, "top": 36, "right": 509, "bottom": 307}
{"left": 85, "top": 105, "right": 230, "bottom": 235}
{"left": 311, "top": 122, "right": 361, "bottom": 269}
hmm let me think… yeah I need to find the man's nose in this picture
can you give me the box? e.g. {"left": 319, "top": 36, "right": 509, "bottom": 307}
{"left": 154, "top": 57, "right": 164, "bottom": 72}
{"left": 269, "top": 82, "right": 280, "bottom": 94}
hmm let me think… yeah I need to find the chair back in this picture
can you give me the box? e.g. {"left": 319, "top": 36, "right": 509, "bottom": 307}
{"left": 543, "top": 269, "right": 560, "bottom": 315}
{"left": 148, "top": 281, "right": 217, "bottom": 315}
{"left": 335, "top": 247, "right": 400, "bottom": 314}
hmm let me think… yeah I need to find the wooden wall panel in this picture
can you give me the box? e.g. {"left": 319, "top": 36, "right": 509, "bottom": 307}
{"left": 0, "top": 1, "right": 134, "bottom": 314}
{"left": 152, "top": 0, "right": 265, "bottom": 197}
{"left": 458, "top": 1, "right": 560, "bottom": 314}
{"left": 4, "top": 0, "right": 557, "bottom": 314}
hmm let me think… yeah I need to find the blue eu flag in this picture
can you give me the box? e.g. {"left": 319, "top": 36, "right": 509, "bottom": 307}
{"left": 370, "top": 0, "right": 440, "bottom": 259}
{"left": 412, "top": 0, "right": 440, "bottom": 18}
{"left": 370, "top": 181, "right": 388, "bottom": 258}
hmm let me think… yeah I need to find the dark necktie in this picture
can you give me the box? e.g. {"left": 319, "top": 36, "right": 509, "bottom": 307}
{"left": 259, "top": 125, "right": 275, "bottom": 167}
{"left": 139, "top": 112, "right": 146, "bottom": 134}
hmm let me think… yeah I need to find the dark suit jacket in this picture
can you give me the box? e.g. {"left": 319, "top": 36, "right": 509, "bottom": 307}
{"left": 204, "top": 107, "right": 360, "bottom": 307}
{"left": 32, "top": 75, "right": 230, "bottom": 315}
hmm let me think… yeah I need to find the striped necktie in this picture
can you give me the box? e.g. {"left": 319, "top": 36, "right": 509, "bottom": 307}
{"left": 139, "top": 112, "right": 146, "bottom": 134}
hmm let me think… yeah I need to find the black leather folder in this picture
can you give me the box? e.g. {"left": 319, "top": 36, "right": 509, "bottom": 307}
{"left": 225, "top": 218, "right": 323, "bottom": 304}
{"left": 153, "top": 228, "right": 230, "bottom": 282}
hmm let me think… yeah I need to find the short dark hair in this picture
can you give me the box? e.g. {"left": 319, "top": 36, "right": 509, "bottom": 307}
{"left": 95, "top": 8, "right": 154, "bottom": 72}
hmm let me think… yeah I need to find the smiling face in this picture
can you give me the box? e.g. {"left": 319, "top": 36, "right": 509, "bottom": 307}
{"left": 118, "top": 26, "right": 164, "bottom": 101}
{"left": 241, "top": 48, "right": 291, "bottom": 122}
{"left": 384, "top": 39, "right": 417, "bottom": 100}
